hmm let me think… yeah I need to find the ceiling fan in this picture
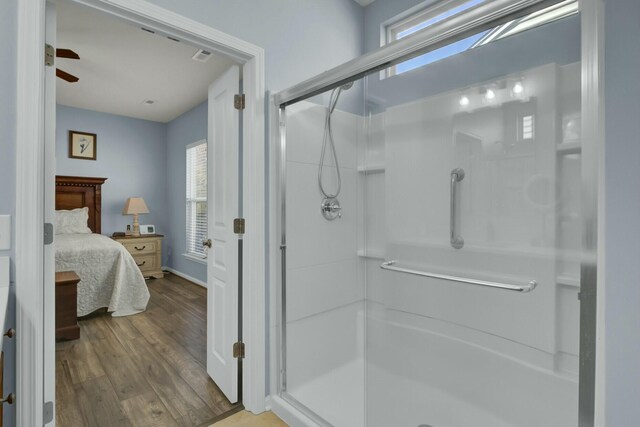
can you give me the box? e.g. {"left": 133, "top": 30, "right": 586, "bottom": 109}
{"left": 56, "top": 48, "right": 80, "bottom": 83}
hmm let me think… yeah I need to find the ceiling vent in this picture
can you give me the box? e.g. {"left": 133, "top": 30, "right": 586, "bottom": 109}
{"left": 192, "top": 49, "right": 213, "bottom": 63}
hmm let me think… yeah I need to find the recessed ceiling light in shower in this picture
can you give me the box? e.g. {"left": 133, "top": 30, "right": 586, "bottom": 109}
{"left": 484, "top": 89, "right": 496, "bottom": 101}
{"left": 513, "top": 82, "right": 524, "bottom": 95}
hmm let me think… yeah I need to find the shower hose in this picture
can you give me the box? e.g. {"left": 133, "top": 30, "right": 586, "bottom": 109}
{"left": 318, "top": 85, "right": 349, "bottom": 199}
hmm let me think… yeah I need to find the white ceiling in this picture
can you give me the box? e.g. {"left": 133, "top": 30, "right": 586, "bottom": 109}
{"left": 353, "top": 0, "right": 377, "bottom": 6}
{"left": 56, "top": 2, "right": 236, "bottom": 123}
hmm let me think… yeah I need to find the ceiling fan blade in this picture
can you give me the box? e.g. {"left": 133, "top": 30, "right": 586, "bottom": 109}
{"left": 56, "top": 68, "right": 79, "bottom": 83}
{"left": 56, "top": 49, "right": 80, "bottom": 60}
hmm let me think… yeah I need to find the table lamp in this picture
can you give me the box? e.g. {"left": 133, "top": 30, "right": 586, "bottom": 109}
{"left": 122, "top": 197, "right": 149, "bottom": 237}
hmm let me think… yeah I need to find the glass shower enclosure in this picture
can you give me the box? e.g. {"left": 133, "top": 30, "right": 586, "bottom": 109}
{"left": 274, "top": 0, "right": 593, "bottom": 425}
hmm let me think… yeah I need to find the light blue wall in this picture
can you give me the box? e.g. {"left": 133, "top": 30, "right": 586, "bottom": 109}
{"left": 56, "top": 106, "right": 170, "bottom": 264}
{"left": 604, "top": 0, "right": 640, "bottom": 424}
{"left": 0, "top": 1, "right": 17, "bottom": 267}
{"left": 144, "top": 0, "right": 364, "bottom": 93}
{"left": 0, "top": 3, "right": 17, "bottom": 228}
{"left": 0, "top": 2, "right": 17, "bottom": 425}
{"left": 0, "top": 3, "right": 17, "bottom": 259}
{"left": 165, "top": 101, "right": 208, "bottom": 283}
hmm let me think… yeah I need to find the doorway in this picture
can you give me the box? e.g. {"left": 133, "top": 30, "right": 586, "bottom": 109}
{"left": 15, "top": 0, "right": 266, "bottom": 424}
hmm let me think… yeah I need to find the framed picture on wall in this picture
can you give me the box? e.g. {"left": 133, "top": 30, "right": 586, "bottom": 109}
{"left": 69, "top": 130, "right": 97, "bottom": 160}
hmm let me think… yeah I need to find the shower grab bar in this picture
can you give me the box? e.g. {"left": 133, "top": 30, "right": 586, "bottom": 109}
{"left": 450, "top": 168, "right": 465, "bottom": 250}
{"left": 380, "top": 260, "right": 538, "bottom": 293}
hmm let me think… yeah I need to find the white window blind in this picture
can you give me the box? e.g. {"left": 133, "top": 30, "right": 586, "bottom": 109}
{"left": 521, "top": 114, "right": 535, "bottom": 140}
{"left": 186, "top": 140, "right": 208, "bottom": 258}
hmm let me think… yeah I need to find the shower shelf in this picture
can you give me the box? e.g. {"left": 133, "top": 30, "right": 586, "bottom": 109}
{"left": 357, "top": 165, "right": 385, "bottom": 174}
{"left": 357, "top": 249, "right": 385, "bottom": 260}
{"left": 557, "top": 275, "right": 580, "bottom": 288}
{"left": 557, "top": 141, "right": 581, "bottom": 154}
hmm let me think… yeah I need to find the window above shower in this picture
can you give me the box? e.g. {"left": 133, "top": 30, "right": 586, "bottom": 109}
{"left": 383, "top": 0, "right": 579, "bottom": 77}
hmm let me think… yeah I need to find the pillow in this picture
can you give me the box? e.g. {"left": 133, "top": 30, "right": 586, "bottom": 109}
{"left": 55, "top": 207, "right": 92, "bottom": 235}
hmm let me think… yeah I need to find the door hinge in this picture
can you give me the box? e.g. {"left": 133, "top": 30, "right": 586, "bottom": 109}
{"left": 234, "top": 218, "right": 245, "bottom": 235}
{"left": 234, "top": 94, "right": 245, "bottom": 110}
{"left": 44, "top": 401, "right": 54, "bottom": 424}
{"left": 233, "top": 341, "right": 245, "bottom": 359}
{"left": 44, "top": 223, "right": 54, "bottom": 245}
{"left": 45, "top": 44, "right": 55, "bottom": 67}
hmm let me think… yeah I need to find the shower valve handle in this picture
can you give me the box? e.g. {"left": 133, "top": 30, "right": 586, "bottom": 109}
{"left": 321, "top": 198, "right": 342, "bottom": 220}
{"left": 327, "top": 204, "right": 342, "bottom": 215}
{"left": 323, "top": 204, "right": 342, "bottom": 216}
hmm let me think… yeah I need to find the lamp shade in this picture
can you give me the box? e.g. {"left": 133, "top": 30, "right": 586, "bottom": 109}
{"left": 122, "top": 197, "right": 149, "bottom": 215}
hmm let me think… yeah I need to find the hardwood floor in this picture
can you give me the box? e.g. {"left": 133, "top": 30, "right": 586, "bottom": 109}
{"left": 56, "top": 273, "right": 238, "bottom": 427}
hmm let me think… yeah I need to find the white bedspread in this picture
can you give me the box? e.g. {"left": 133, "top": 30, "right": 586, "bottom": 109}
{"left": 56, "top": 233, "right": 150, "bottom": 317}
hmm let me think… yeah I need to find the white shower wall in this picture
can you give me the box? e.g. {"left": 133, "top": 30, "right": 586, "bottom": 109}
{"left": 362, "top": 62, "right": 582, "bottom": 427}
{"left": 277, "top": 9, "right": 584, "bottom": 427}
{"left": 284, "top": 100, "right": 365, "bottom": 426}
{"left": 280, "top": 66, "right": 581, "bottom": 427}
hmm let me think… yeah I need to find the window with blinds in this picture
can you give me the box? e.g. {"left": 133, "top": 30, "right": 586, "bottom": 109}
{"left": 186, "top": 140, "right": 208, "bottom": 259}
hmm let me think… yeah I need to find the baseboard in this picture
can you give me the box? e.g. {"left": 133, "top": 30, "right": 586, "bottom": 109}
{"left": 162, "top": 266, "right": 207, "bottom": 288}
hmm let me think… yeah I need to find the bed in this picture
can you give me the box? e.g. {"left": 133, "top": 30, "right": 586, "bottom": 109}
{"left": 55, "top": 176, "right": 150, "bottom": 317}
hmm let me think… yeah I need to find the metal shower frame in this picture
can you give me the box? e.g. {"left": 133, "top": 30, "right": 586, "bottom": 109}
{"left": 274, "top": 0, "right": 599, "bottom": 425}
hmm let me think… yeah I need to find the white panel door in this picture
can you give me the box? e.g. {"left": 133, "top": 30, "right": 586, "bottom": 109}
{"left": 206, "top": 65, "right": 240, "bottom": 403}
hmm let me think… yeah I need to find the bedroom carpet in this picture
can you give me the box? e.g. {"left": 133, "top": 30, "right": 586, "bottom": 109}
{"left": 55, "top": 273, "right": 240, "bottom": 426}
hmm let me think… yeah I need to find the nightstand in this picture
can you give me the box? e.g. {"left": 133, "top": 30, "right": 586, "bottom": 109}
{"left": 112, "top": 234, "right": 164, "bottom": 279}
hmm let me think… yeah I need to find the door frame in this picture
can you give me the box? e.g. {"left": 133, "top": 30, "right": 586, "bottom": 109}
{"left": 15, "top": 0, "right": 266, "bottom": 424}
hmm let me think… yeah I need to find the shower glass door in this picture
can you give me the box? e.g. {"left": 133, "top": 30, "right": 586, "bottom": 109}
{"left": 278, "top": 2, "right": 585, "bottom": 426}
{"left": 363, "top": 4, "right": 582, "bottom": 427}
{"left": 280, "top": 89, "right": 366, "bottom": 425}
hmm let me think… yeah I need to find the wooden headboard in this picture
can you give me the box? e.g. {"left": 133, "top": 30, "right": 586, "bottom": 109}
{"left": 55, "top": 176, "right": 108, "bottom": 234}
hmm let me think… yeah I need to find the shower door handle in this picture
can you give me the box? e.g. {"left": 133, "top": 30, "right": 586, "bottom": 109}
{"left": 450, "top": 168, "right": 465, "bottom": 249}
